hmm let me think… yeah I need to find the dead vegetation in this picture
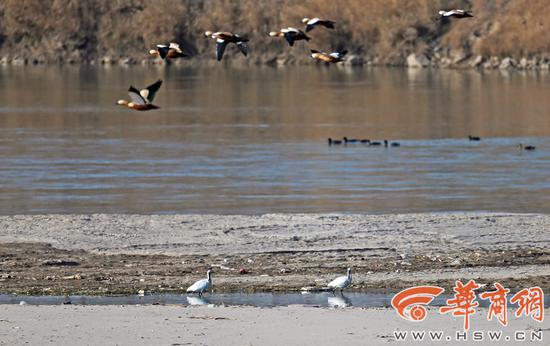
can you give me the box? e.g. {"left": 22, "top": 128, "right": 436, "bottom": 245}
{"left": 1, "top": 242, "right": 549, "bottom": 295}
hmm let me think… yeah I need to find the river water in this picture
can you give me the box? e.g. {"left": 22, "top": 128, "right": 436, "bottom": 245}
{"left": 0, "top": 65, "right": 549, "bottom": 214}
{"left": 6, "top": 292, "right": 548, "bottom": 308}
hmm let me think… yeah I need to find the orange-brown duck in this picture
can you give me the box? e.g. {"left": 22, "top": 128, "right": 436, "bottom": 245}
{"left": 149, "top": 43, "right": 188, "bottom": 60}
{"left": 116, "top": 80, "right": 163, "bottom": 111}
{"left": 269, "top": 28, "right": 311, "bottom": 47}
{"left": 302, "top": 18, "right": 335, "bottom": 32}
{"left": 204, "top": 31, "right": 249, "bottom": 61}
{"left": 310, "top": 49, "right": 347, "bottom": 63}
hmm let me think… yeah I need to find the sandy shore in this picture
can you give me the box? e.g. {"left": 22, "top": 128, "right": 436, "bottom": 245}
{"left": 0, "top": 305, "right": 548, "bottom": 346}
{"left": 0, "top": 213, "right": 549, "bottom": 294}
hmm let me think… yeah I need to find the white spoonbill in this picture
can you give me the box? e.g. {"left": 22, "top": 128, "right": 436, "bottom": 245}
{"left": 327, "top": 268, "right": 352, "bottom": 292}
{"left": 186, "top": 269, "right": 212, "bottom": 296}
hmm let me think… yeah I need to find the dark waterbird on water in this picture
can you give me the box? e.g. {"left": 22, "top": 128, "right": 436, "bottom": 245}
{"left": 384, "top": 140, "right": 400, "bottom": 147}
{"left": 369, "top": 141, "right": 382, "bottom": 146}
{"left": 519, "top": 144, "right": 536, "bottom": 151}
{"left": 468, "top": 136, "right": 481, "bottom": 141}
{"left": 343, "top": 137, "right": 358, "bottom": 144}
{"left": 328, "top": 138, "right": 343, "bottom": 146}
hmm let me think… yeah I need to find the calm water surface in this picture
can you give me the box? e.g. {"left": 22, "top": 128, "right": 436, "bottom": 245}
{"left": 0, "top": 65, "right": 549, "bottom": 214}
{"left": 5, "top": 293, "right": 547, "bottom": 308}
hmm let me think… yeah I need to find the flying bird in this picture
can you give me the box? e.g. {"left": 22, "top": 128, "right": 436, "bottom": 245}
{"left": 204, "top": 31, "right": 249, "bottom": 61}
{"left": 116, "top": 80, "right": 163, "bottom": 111}
{"left": 310, "top": 49, "right": 347, "bottom": 63}
{"left": 149, "top": 43, "right": 189, "bottom": 60}
{"left": 302, "top": 17, "right": 335, "bottom": 32}
{"left": 186, "top": 269, "right": 212, "bottom": 297}
{"left": 438, "top": 9, "right": 473, "bottom": 19}
{"left": 269, "top": 27, "right": 311, "bottom": 47}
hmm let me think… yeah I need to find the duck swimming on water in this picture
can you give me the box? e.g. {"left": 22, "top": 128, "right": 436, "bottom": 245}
{"left": 384, "top": 140, "right": 400, "bottom": 147}
{"left": 204, "top": 31, "right": 249, "bottom": 61}
{"left": 343, "top": 137, "right": 358, "bottom": 144}
{"left": 116, "top": 80, "right": 163, "bottom": 111}
{"left": 468, "top": 135, "right": 481, "bottom": 141}
{"left": 269, "top": 28, "right": 311, "bottom": 47}
{"left": 302, "top": 18, "right": 335, "bottom": 32}
{"left": 519, "top": 144, "right": 536, "bottom": 151}
{"left": 328, "top": 138, "right": 343, "bottom": 146}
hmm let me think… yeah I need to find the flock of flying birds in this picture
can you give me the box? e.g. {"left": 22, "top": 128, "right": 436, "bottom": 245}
{"left": 116, "top": 8, "right": 536, "bottom": 153}
{"left": 116, "top": 9, "right": 474, "bottom": 112}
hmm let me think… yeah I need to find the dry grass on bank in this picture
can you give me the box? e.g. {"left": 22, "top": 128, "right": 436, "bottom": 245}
{"left": 0, "top": 0, "right": 549, "bottom": 63}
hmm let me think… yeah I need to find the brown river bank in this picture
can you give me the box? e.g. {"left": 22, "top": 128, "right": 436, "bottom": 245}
{"left": 0, "top": 213, "right": 548, "bottom": 295}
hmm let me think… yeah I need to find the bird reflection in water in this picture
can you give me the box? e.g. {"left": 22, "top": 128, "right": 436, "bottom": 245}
{"left": 327, "top": 293, "right": 352, "bottom": 308}
{"left": 186, "top": 295, "right": 210, "bottom": 306}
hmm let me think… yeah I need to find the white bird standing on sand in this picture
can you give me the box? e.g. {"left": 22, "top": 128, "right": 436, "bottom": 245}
{"left": 186, "top": 269, "right": 212, "bottom": 296}
{"left": 438, "top": 9, "right": 473, "bottom": 19}
{"left": 327, "top": 268, "right": 352, "bottom": 292}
